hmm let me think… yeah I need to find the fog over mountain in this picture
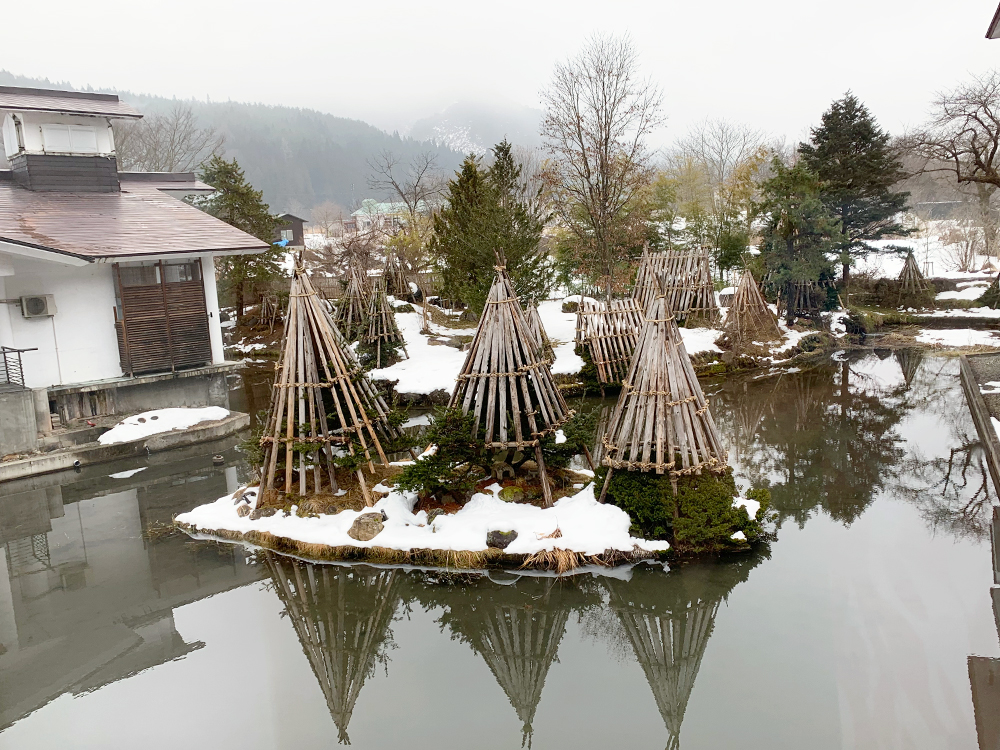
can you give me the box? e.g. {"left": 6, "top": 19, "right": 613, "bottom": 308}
{"left": 409, "top": 101, "right": 543, "bottom": 157}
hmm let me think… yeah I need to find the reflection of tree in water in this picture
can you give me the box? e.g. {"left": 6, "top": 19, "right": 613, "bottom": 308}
{"left": 713, "top": 359, "right": 908, "bottom": 528}
{"left": 265, "top": 555, "right": 400, "bottom": 745}
{"left": 599, "top": 554, "right": 767, "bottom": 750}
{"left": 416, "top": 575, "right": 595, "bottom": 747}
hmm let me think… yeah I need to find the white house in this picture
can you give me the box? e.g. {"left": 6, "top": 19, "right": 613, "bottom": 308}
{"left": 0, "top": 86, "right": 268, "bottom": 456}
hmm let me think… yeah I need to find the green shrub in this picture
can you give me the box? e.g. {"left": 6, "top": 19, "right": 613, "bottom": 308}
{"left": 357, "top": 338, "right": 405, "bottom": 370}
{"left": 540, "top": 406, "right": 599, "bottom": 470}
{"left": 562, "top": 300, "right": 579, "bottom": 313}
{"left": 395, "top": 408, "right": 488, "bottom": 500}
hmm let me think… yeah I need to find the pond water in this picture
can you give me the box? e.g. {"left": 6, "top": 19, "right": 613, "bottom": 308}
{"left": 1, "top": 352, "right": 998, "bottom": 749}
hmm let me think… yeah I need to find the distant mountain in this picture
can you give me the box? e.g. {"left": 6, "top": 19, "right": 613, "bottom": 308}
{"left": 409, "top": 101, "right": 543, "bottom": 158}
{"left": 0, "top": 71, "right": 465, "bottom": 218}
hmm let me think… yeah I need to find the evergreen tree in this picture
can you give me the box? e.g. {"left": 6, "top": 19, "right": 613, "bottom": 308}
{"left": 196, "top": 155, "right": 282, "bottom": 322}
{"left": 757, "top": 159, "right": 839, "bottom": 324}
{"left": 799, "top": 93, "right": 910, "bottom": 282}
{"left": 432, "top": 140, "right": 551, "bottom": 316}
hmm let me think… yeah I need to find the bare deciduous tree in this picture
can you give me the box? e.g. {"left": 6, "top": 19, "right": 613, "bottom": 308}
{"left": 311, "top": 201, "right": 346, "bottom": 237}
{"left": 540, "top": 34, "right": 663, "bottom": 291}
{"left": 115, "top": 104, "right": 224, "bottom": 172}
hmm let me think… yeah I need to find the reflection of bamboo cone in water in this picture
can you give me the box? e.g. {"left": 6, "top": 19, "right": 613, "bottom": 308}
{"left": 606, "top": 581, "right": 720, "bottom": 750}
{"left": 461, "top": 599, "right": 569, "bottom": 747}
{"left": 266, "top": 555, "right": 401, "bottom": 745}
{"left": 893, "top": 348, "right": 923, "bottom": 389}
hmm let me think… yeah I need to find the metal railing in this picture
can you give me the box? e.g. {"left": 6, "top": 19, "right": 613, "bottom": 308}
{"left": 1, "top": 346, "right": 36, "bottom": 387}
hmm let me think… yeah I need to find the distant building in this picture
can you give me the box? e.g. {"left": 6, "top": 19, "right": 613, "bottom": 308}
{"left": 0, "top": 86, "right": 269, "bottom": 456}
{"left": 347, "top": 199, "right": 429, "bottom": 235}
{"left": 274, "top": 212, "right": 306, "bottom": 249}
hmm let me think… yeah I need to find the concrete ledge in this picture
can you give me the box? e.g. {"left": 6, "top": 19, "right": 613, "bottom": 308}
{"left": 0, "top": 412, "right": 249, "bottom": 484}
{"left": 959, "top": 354, "right": 1000, "bottom": 493}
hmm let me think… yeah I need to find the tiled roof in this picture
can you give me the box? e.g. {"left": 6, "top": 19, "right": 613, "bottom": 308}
{"left": 0, "top": 87, "right": 142, "bottom": 119}
{"left": 0, "top": 182, "right": 269, "bottom": 260}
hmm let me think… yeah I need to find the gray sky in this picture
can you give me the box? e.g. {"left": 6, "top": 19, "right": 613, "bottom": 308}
{"left": 9, "top": 0, "right": 1000, "bottom": 146}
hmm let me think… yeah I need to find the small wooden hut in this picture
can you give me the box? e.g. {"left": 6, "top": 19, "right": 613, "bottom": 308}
{"left": 723, "top": 270, "right": 782, "bottom": 347}
{"left": 259, "top": 267, "right": 405, "bottom": 508}
{"left": 449, "top": 258, "right": 573, "bottom": 506}
{"left": 364, "top": 279, "right": 408, "bottom": 367}
{"left": 634, "top": 246, "right": 719, "bottom": 325}
{"left": 574, "top": 296, "right": 645, "bottom": 385}
{"left": 898, "top": 251, "right": 931, "bottom": 296}
{"left": 266, "top": 554, "right": 401, "bottom": 745}
{"left": 334, "top": 265, "right": 370, "bottom": 341}
{"left": 599, "top": 282, "right": 726, "bottom": 498}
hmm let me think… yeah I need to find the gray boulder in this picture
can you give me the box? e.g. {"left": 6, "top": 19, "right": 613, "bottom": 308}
{"left": 348, "top": 512, "right": 385, "bottom": 542}
{"left": 498, "top": 486, "right": 524, "bottom": 503}
{"left": 249, "top": 507, "right": 277, "bottom": 521}
{"left": 487, "top": 530, "right": 518, "bottom": 550}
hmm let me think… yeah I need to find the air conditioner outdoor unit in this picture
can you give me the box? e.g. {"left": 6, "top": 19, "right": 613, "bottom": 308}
{"left": 21, "top": 295, "right": 56, "bottom": 318}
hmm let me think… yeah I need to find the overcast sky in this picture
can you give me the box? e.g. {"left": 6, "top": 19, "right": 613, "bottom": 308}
{"left": 8, "top": 0, "right": 1000, "bottom": 147}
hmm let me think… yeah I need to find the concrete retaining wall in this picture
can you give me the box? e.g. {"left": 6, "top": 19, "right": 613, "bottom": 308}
{"left": 0, "top": 388, "right": 37, "bottom": 455}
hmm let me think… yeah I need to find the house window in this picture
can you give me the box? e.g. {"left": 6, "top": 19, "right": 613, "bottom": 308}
{"left": 118, "top": 263, "right": 160, "bottom": 287}
{"left": 162, "top": 261, "right": 202, "bottom": 284}
{"left": 281, "top": 229, "right": 294, "bottom": 242}
{"left": 40, "top": 123, "right": 99, "bottom": 154}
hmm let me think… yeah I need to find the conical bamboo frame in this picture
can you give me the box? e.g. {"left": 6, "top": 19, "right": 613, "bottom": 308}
{"left": 524, "top": 304, "right": 554, "bottom": 364}
{"left": 600, "top": 288, "right": 726, "bottom": 489}
{"left": 634, "top": 245, "right": 720, "bottom": 326}
{"left": 383, "top": 251, "right": 410, "bottom": 298}
{"left": 724, "top": 270, "right": 782, "bottom": 346}
{"left": 898, "top": 251, "right": 930, "bottom": 295}
{"left": 365, "top": 279, "right": 408, "bottom": 366}
{"left": 260, "top": 267, "right": 404, "bottom": 508}
{"left": 449, "top": 260, "right": 573, "bottom": 507}
{"left": 574, "top": 295, "right": 644, "bottom": 384}
{"left": 265, "top": 554, "right": 401, "bottom": 745}
{"left": 334, "top": 264, "right": 370, "bottom": 341}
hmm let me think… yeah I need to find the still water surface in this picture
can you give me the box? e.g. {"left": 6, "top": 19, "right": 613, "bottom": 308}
{"left": 1, "top": 352, "right": 998, "bottom": 749}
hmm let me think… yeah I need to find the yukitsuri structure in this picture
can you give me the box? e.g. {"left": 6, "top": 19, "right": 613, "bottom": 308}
{"left": 898, "top": 251, "right": 931, "bottom": 296}
{"left": 634, "top": 247, "right": 720, "bottom": 326}
{"left": 334, "top": 264, "right": 371, "bottom": 341}
{"left": 364, "top": 279, "right": 408, "bottom": 368}
{"left": 266, "top": 554, "right": 401, "bottom": 745}
{"left": 776, "top": 279, "right": 826, "bottom": 323}
{"left": 382, "top": 251, "right": 410, "bottom": 298}
{"left": 894, "top": 348, "right": 923, "bottom": 389}
{"left": 602, "top": 557, "right": 763, "bottom": 750}
{"left": 574, "top": 296, "right": 645, "bottom": 385}
{"left": 523, "top": 304, "right": 554, "bottom": 364}
{"left": 599, "top": 283, "right": 727, "bottom": 500}
{"left": 259, "top": 267, "right": 406, "bottom": 508}
{"left": 723, "top": 270, "right": 782, "bottom": 348}
{"left": 449, "top": 257, "right": 573, "bottom": 507}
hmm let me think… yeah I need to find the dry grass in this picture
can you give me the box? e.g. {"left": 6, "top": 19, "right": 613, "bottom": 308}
{"left": 259, "top": 464, "right": 404, "bottom": 512}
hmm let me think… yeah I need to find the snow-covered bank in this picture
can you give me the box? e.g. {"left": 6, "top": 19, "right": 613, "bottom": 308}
{"left": 177, "top": 482, "right": 671, "bottom": 562}
{"left": 368, "top": 309, "right": 467, "bottom": 394}
{"left": 98, "top": 407, "right": 231, "bottom": 445}
{"left": 915, "top": 329, "right": 1000, "bottom": 348}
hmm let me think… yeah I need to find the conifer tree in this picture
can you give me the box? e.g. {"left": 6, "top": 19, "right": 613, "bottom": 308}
{"left": 799, "top": 93, "right": 910, "bottom": 282}
{"left": 757, "top": 159, "right": 839, "bottom": 324}
{"left": 432, "top": 140, "right": 551, "bottom": 316}
{"left": 197, "top": 155, "right": 282, "bottom": 322}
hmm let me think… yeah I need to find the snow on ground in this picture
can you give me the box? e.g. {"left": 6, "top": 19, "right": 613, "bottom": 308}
{"left": 551, "top": 341, "right": 585, "bottom": 375}
{"left": 98, "top": 407, "right": 231, "bottom": 445}
{"left": 992, "top": 417, "right": 1000, "bottom": 441}
{"left": 917, "top": 307, "right": 1000, "bottom": 318}
{"left": 177, "top": 481, "right": 671, "bottom": 557}
{"left": 915, "top": 329, "right": 1000, "bottom": 348}
{"left": 368, "top": 309, "right": 467, "bottom": 394}
{"left": 228, "top": 340, "right": 266, "bottom": 353}
{"left": 937, "top": 285, "right": 987, "bottom": 302}
{"left": 537, "top": 299, "right": 586, "bottom": 375}
{"left": 679, "top": 327, "right": 722, "bottom": 355}
{"left": 981, "top": 381, "right": 1000, "bottom": 395}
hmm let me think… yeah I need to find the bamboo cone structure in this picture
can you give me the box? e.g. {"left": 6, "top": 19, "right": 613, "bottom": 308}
{"left": 523, "top": 304, "right": 554, "bottom": 364}
{"left": 777, "top": 280, "right": 826, "bottom": 321}
{"left": 723, "top": 270, "right": 782, "bottom": 347}
{"left": 599, "top": 282, "right": 726, "bottom": 499}
{"left": 449, "top": 259, "right": 573, "bottom": 507}
{"left": 364, "top": 279, "right": 408, "bottom": 367}
{"left": 382, "top": 251, "right": 410, "bottom": 298}
{"left": 334, "top": 265, "right": 370, "bottom": 341}
{"left": 574, "top": 296, "right": 645, "bottom": 384}
{"left": 898, "top": 251, "right": 931, "bottom": 295}
{"left": 894, "top": 348, "right": 923, "bottom": 389}
{"left": 266, "top": 554, "right": 401, "bottom": 745}
{"left": 259, "top": 266, "right": 405, "bottom": 508}
{"left": 634, "top": 247, "right": 720, "bottom": 326}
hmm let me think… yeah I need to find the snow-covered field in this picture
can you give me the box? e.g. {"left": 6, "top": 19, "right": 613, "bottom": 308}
{"left": 98, "top": 407, "right": 231, "bottom": 445}
{"left": 915, "top": 329, "right": 1000, "bottom": 348}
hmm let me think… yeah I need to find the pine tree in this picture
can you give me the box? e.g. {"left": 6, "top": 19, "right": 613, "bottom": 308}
{"left": 757, "top": 159, "right": 839, "bottom": 325}
{"left": 197, "top": 155, "right": 282, "bottom": 322}
{"left": 432, "top": 140, "right": 551, "bottom": 316}
{"left": 799, "top": 93, "right": 910, "bottom": 282}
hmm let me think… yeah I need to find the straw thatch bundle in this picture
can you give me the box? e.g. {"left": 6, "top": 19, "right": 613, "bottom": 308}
{"left": 364, "top": 279, "right": 408, "bottom": 367}
{"left": 599, "top": 285, "right": 726, "bottom": 497}
{"left": 723, "top": 270, "right": 781, "bottom": 347}
{"left": 266, "top": 554, "right": 401, "bottom": 745}
{"left": 898, "top": 251, "right": 931, "bottom": 295}
{"left": 260, "top": 267, "right": 404, "bottom": 507}
{"left": 334, "top": 265, "right": 370, "bottom": 341}
{"left": 574, "top": 296, "right": 644, "bottom": 384}
{"left": 634, "top": 247, "right": 719, "bottom": 325}
{"left": 449, "top": 261, "right": 573, "bottom": 506}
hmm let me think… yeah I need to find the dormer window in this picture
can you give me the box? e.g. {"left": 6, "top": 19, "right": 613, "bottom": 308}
{"left": 40, "top": 123, "right": 99, "bottom": 154}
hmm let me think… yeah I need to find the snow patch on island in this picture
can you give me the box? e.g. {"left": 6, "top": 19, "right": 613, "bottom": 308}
{"left": 98, "top": 407, "right": 231, "bottom": 445}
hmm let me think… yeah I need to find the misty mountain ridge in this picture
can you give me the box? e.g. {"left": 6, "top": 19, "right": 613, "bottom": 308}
{"left": 0, "top": 71, "right": 541, "bottom": 218}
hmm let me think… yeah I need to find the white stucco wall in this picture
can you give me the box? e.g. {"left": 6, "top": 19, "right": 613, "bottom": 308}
{"left": 3, "top": 112, "right": 115, "bottom": 159}
{"left": 1, "top": 252, "right": 123, "bottom": 388}
{"left": 200, "top": 253, "right": 225, "bottom": 364}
